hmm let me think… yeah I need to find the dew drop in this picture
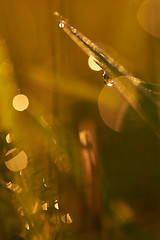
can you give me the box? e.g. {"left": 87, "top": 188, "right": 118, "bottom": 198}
{"left": 59, "top": 22, "right": 65, "bottom": 28}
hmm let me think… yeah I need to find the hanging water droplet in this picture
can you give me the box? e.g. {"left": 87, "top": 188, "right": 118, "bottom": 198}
{"left": 103, "top": 71, "right": 115, "bottom": 87}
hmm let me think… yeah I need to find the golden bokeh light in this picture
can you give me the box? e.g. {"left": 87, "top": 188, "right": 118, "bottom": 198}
{"left": 6, "top": 133, "right": 12, "bottom": 143}
{"left": 61, "top": 213, "right": 72, "bottom": 224}
{"left": 6, "top": 182, "right": 22, "bottom": 193}
{"left": 54, "top": 200, "right": 59, "bottom": 210}
{"left": 25, "top": 223, "right": 30, "bottom": 230}
{"left": 88, "top": 55, "right": 102, "bottom": 71}
{"left": 5, "top": 149, "right": 28, "bottom": 172}
{"left": 18, "top": 207, "right": 24, "bottom": 216}
{"left": 137, "top": 0, "right": 160, "bottom": 38}
{"left": 79, "top": 130, "right": 88, "bottom": 146}
{"left": 42, "top": 202, "right": 48, "bottom": 211}
{"left": 110, "top": 200, "right": 135, "bottom": 224}
{"left": 43, "top": 178, "right": 48, "bottom": 188}
{"left": 12, "top": 94, "right": 29, "bottom": 111}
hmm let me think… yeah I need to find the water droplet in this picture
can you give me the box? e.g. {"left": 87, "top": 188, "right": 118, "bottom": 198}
{"left": 103, "top": 71, "right": 114, "bottom": 86}
{"left": 59, "top": 22, "right": 65, "bottom": 28}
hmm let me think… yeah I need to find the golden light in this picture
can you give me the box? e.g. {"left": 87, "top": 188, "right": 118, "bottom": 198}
{"left": 54, "top": 200, "right": 59, "bottom": 210}
{"left": 43, "top": 178, "right": 48, "bottom": 188}
{"left": 137, "top": 0, "right": 160, "bottom": 38}
{"left": 18, "top": 207, "right": 24, "bottom": 216}
{"left": 12, "top": 94, "right": 29, "bottom": 111}
{"left": 88, "top": 55, "right": 102, "bottom": 71}
{"left": 42, "top": 202, "right": 48, "bottom": 211}
{"left": 61, "top": 213, "right": 72, "bottom": 224}
{"left": 107, "top": 82, "right": 114, "bottom": 87}
{"left": 25, "top": 223, "right": 30, "bottom": 230}
{"left": 6, "top": 182, "right": 22, "bottom": 193}
{"left": 79, "top": 130, "right": 88, "bottom": 146}
{"left": 32, "top": 199, "right": 41, "bottom": 214}
{"left": 40, "top": 116, "right": 50, "bottom": 128}
{"left": 6, "top": 133, "right": 12, "bottom": 143}
{"left": 5, "top": 149, "right": 28, "bottom": 172}
{"left": 110, "top": 200, "right": 135, "bottom": 224}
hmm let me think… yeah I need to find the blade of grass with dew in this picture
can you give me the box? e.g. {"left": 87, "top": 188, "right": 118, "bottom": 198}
{"left": 54, "top": 12, "right": 160, "bottom": 137}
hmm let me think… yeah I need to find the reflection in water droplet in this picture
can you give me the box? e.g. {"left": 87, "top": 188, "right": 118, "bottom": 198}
{"left": 88, "top": 55, "right": 102, "bottom": 71}
{"left": 12, "top": 94, "right": 29, "bottom": 111}
{"left": 107, "top": 82, "right": 114, "bottom": 87}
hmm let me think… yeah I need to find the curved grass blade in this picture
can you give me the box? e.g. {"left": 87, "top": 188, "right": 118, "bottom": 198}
{"left": 54, "top": 12, "right": 160, "bottom": 137}
{"left": 54, "top": 12, "right": 128, "bottom": 79}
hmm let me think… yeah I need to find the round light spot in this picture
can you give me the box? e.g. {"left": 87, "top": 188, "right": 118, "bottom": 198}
{"left": 12, "top": 94, "right": 29, "bottom": 111}
{"left": 5, "top": 149, "right": 28, "bottom": 172}
{"left": 88, "top": 55, "right": 102, "bottom": 71}
{"left": 137, "top": 0, "right": 160, "bottom": 38}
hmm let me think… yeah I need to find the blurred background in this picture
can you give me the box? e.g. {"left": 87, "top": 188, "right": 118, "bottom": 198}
{"left": 0, "top": 0, "right": 160, "bottom": 239}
